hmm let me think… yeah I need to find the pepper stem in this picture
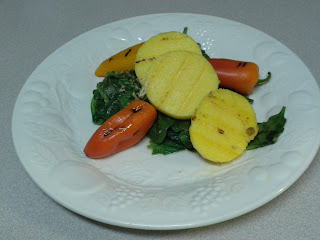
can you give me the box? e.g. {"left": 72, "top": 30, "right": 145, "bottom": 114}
{"left": 256, "top": 72, "right": 271, "bottom": 85}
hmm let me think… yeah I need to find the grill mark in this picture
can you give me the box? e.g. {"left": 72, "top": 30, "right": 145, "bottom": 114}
{"left": 180, "top": 62, "right": 206, "bottom": 110}
{"left": 161, "top": 36, "right": 184, "bottom": 40}
{"left": 104, "top": 129, "right": 113, "bottom": 137}
{"left": 125, "top": 49, "right": 132, "bottom": 57}
{"left": 135, "top": 57, "right": 156, "bottom": 64}
{"left": 132, "top": 107, "right": 142, "bottom": 113}
{"left": 158, "top": 56, "right": 189, "bottom": 108}
{"left": 104, "top": 111, "right": 138, "bottom": 137}
{"left": 218, "top": 128, "right": 225, "bottom": 134}
{"left": 197, "top": 132, "right": 242, "bottom": 157}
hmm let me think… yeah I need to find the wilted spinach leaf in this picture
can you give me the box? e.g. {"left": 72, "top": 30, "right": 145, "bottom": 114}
{"left": 91, "top": 71, "right": 146, "bottom": 124}
{"left": 247, "top": 107, "right": 286, "bottom": 150}
{"left": 245, "top": 96, "right": 254, "bottom": 104}
{"left": 148, "top": 112, "right": 194, "bottom": 154}
{"left": 148, "top": 140, "right": 186, "bottom": 155}
{"left": 147, "top": 112, "right": 175, "bottom": 144}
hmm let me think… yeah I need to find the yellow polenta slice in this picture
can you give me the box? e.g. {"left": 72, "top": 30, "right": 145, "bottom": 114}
{"left": 135, "top": 31, "right": 202, "bottom": 86}
{"left": 145, "top": 50, "right": 219, "bottom": 119}
{"left": 189, "top": 89, "right": 258, "bottom": 163}
{"left": 207, "top": 89, "right": 259, "bottom": 142}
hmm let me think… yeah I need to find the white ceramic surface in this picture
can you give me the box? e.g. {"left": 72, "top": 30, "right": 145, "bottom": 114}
{"left": 12, "top": 13, "right": 320, "bottom": 230}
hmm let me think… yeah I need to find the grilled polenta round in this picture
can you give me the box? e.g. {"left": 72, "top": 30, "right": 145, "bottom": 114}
{"left": 190, "top": 89, "right": 258, "bottom": 163}
{"left": 145, "top": 50, "right": 219, "bottom": 119}
{"left": 135, "top": 31, "right": 202, "bottom": 86}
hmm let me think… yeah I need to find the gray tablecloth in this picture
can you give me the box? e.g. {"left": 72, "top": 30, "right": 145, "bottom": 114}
{"left": 1, "top": 0, "right": 320, "bottom": 239}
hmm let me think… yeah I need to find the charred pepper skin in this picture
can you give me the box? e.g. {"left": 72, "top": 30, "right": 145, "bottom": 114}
{"left": 84, "top": 100, "right": 157, "bottom": 159}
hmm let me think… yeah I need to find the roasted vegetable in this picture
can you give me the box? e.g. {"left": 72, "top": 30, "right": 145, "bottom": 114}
{"left": 145, "top": 50, "right": 219, "bottom": 119}
{"left": 90, "top": 71, "right": 146, "bottom": 125}
{"left": 84, "top": 100, "right": 157, "bottom": 159}
{"left": 207, "top": 58, "right": 271, "bottom": 95}
{"left": 135, "top": 31, "right": 202, "bottom": 86}
{"left": 247, "top": 107, "right": 286, "bottom": 150}
{"left": 95, "top": 43, "right": 144, "bottom": 77}
{"left": 189, "top": 89, "right": 258, "bottom": 163}
{"left": 148, "top": 112, "right": 193, "bottom": 155}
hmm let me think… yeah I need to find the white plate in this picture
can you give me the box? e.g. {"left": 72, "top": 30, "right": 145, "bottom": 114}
{"left": 12, "top": 13, "right": 320, "bottom": 230}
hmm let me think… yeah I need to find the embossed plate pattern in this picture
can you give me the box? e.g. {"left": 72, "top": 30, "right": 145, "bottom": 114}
{"left": 12, "top": 13, "right": 320, "bottom": 230}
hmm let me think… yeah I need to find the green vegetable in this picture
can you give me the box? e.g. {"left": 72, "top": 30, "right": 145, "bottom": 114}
{"left": 147, "top": 113, "right": 175, "bottom": 144}
{"left": 90, "top": 71, "right": 146, "bottom": 124}
{"left": 148, "top": 140, "right": 186, "bottom": 155}
{"left": 199, "top": 44, "right": 210, "bottom": 59}
{"left": 247, "top": 107, "right": 286, "bottom": 150}
{"left": 183, "top": 27, "right": 188, "bottom": 34}
{"left": 183, "top": 27, "right": 210, "bottom": 59}
{"left": 147, "top": 112, "right": 194, "bottom": 154}
{"left": 171, "top": 120, "right": 194, "bottom": 150}
{"left": 246, "top": 96, "right": 254, "bottom": 104}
